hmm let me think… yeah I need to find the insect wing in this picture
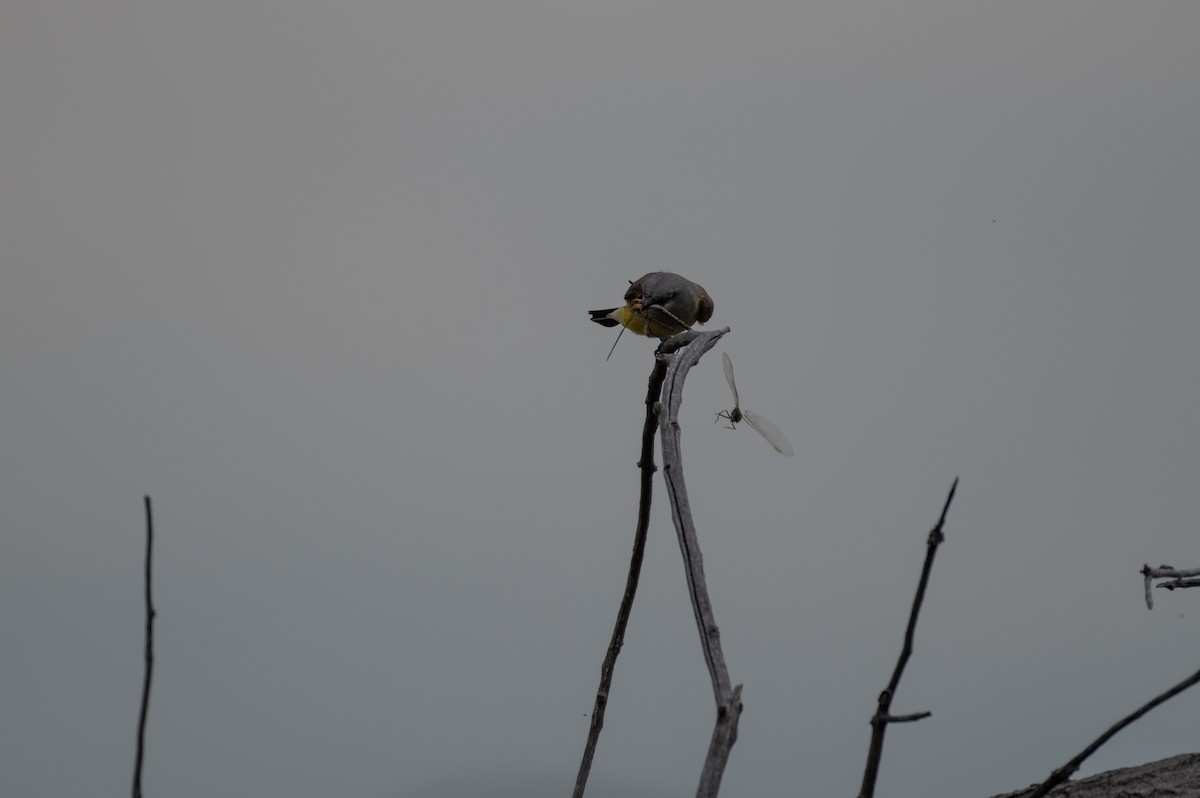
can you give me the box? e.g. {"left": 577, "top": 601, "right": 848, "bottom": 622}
{"left": 721, "top": 352, "right": 740, "bottom": 409}
{"left": 742, "top": 409, "right": 794, "bottom": 457}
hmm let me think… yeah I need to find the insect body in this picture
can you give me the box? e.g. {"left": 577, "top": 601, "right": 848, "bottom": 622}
{"left": 717, "top": 352, "right": 794, "bottom": 457}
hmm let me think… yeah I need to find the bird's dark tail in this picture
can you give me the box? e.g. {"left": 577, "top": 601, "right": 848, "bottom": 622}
{"left": 588, "top": 308, "right": 621, "bottom": 328}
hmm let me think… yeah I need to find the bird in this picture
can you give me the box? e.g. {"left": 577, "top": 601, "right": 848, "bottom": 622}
{"left": 589, "top": 272, "right": 714, "bottom": 340}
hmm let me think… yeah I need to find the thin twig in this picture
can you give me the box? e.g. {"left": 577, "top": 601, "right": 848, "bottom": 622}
{"left": 1021, "top": 663, "right": 1200, "bottom": 798}
{"left": 881, "top": 711, "right": 932, "bottom": 724}
{"left": 657, "top": 328, "right": 742, "bottom": 798}
{"left": 572, "top": 361, "right": 669, "bottom": 798}
{"left": 857, "top": 478, "right": 958, "bottom": 798}
{"left": 132, "top": 495, "right": 156, "bottom": 798}
{"left": 1160, "top": 578, "right": 1200, "bottom": 591}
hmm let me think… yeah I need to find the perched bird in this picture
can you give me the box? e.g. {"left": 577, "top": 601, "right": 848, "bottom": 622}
{"left": 589, "top": 272, "right": 714, "bottom": 339}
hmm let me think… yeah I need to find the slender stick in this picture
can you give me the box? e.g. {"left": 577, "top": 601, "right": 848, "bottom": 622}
{"left": 572, "top": 361, "right": 669, "bottom": 798}
{"left": 132, "top": 496, "right": 156, "bottom": 798}
{"left": 657, "top": 329, "right": 742, "bottom": 798}
{"left": 1022, "top": 664, "right": 1200, "bottom": 798}
{"left": 857, "top": 478, "right": 958, "bottom": 798}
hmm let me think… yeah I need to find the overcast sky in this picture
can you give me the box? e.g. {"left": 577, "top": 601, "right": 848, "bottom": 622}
{"left": 3, "top": 3, "right": 1199, "bottom": 797}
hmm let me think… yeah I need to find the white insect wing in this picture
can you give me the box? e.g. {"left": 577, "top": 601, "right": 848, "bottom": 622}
{"left": 741, "top": 409, "right": 794, "bottom": 457}
{"left": 721, "top": 352, "right": 739, "bottom": 409}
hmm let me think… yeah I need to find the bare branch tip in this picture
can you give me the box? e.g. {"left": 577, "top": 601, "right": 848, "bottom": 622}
{"left": 942, "top": 478, "right": 958, "bottom": 512}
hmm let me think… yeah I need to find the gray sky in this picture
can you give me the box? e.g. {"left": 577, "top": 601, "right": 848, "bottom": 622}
{"left": 2, "top": 2, "right": 1198, "bottom": 796}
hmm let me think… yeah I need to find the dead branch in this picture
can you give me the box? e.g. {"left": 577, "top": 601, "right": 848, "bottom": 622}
{"left": 657, "top": 328, "right": 741, "bottom": 798}
{"left": 1141, "top": 564, "right": 1200, "bottom": 610}
{"left": 1020, "top": 663, "right": 1200, "bottom": 798}
{"left": 1160, "top": 578, "right": 1200, "bottom": 591}
{"left": 857, "top": 478, "right": 958, "bottom": 798}
{"left": 132, "top": 495, "right": 156, "bottom": 798}
{"left": 572, "top": 360, "right": 670, "bottom": 798}
{"left": 994, "top": 752, "right": 1200, "bottom": 798}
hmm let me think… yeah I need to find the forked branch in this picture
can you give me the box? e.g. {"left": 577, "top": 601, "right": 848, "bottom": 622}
{"left": 1141, "top": 564, "right": 1200, "bottom": 610}
{"left": 857, "top": 478, "right": 958, "bottom": 798}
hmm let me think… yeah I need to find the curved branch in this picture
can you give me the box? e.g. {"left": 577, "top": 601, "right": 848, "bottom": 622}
{"left": 657, "top": 328, "right": 742, "bottom": 798}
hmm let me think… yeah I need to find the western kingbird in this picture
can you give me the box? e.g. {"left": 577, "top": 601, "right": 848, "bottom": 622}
{"left": 588, "top": 272, "right": 714, "bottom": 339}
